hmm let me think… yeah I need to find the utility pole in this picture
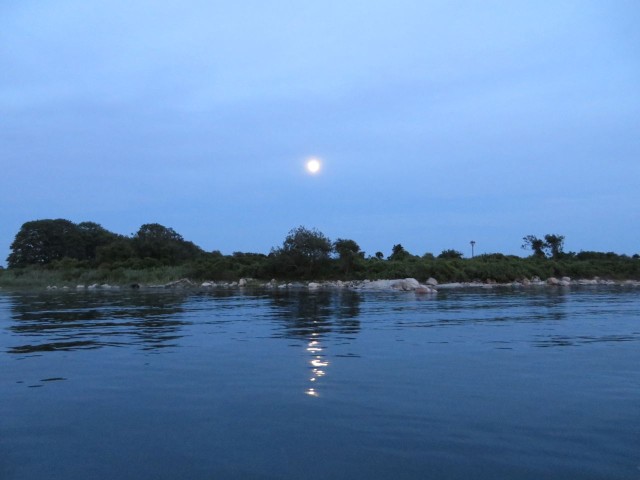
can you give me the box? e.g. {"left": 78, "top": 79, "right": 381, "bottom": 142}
{"left": 470, "top": 240, "right": 476, "bottom": 258}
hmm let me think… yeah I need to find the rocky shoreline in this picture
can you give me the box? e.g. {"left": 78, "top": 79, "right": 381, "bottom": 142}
{"left": 38, "top": 276, "right": 640, "bottom": 293}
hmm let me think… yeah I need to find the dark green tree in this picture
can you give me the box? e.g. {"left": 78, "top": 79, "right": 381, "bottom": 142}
{"left": 544, "top": 234, "right": 565, "bottom": 259}
{"left": 388, "top": 244, "right": 410, "bottom": 261}
{"left": 77, "top": 221, "right": 119, "bottom": 262}
{"left": 7, "top": 219, "right": 84, "bottom": 267}
{"left": 132, "top": 223, "right": 203, "bottom": 265}
{"left": 333, "top": 238, "right": 362, "bottom": 275}
{"left": 438, "top": 249, "right": 464, "bottom": 259}
{"left": 522, "top": 235, "right": 546, "bottom": 258}
{"left": 273, "top": 226, "right": 332, "bottom": 277}
{"left": 96, "top": 238, "right": 136, "bottom": 264}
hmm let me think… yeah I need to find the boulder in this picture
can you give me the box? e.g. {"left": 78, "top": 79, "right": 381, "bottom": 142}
{"left": 547, "top": 277, "right": 559, "bottom": 285}
{"left": 391, "top": 278, "right": 421, "bottom": 291}
{"left": 426, "top": 277, "right": 438, "bottom": 286}
{"left": 415, "top": 286, "right": 436, "bottom": 294}
{"left": 365, "top": 280, "right": 393, "bottom": 290}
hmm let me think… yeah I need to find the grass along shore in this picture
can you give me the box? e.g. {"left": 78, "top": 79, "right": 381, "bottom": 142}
{"left": 1, "top": 258, "right": 639, "bottom": 291}
{"left": 4, "top": 221, "right": 638, "bottom": 290}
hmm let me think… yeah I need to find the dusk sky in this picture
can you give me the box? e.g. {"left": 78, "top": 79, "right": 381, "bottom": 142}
{"left": 2, "top": 1, "right": 639, "bottom": 265}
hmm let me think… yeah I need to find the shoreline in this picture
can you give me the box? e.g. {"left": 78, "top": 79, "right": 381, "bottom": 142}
{"left": 5, "top": 276, "right": 638, "bottom": 293}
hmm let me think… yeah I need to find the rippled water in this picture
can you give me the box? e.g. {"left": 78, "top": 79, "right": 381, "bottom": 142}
{"left": 1, "top": 287, "right": 639, "bottom": 479}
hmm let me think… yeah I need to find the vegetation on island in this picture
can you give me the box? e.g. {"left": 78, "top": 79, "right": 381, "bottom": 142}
{"left": 0, "top": 219, "right": 638, "bottom": 288}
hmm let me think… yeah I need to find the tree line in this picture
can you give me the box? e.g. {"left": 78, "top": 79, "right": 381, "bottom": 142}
{"left": 6, "top": 219, "right": 202, "bottom": 268}
{"left": 3, "top": 219, "right": 639, "bottom": 283}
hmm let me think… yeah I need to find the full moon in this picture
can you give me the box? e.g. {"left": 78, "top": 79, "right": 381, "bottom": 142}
{"left": 306, "top": 158, "right": 321, "bottom": 174}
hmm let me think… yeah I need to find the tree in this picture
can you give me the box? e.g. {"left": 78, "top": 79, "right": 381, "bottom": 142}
{"left": 543, "top": 234, "right": 565, "bottom": 259}
{"left": 77, "top": 221, "right": 119, "bottom": 262}
{"left": 132, "top": 223, "right": 202, "bottom": 264}
{"left": 333, "top": 238, "right": 362, "bottom": 275}
{"left": 388, "top": 244, "right": 410, "bottom": 261}
{"left": 521, "top": 235, "right": 546, "bottom": 258}
{"left": 96, "top": 238, "right": 136, "bottom": 264}
{"left": 274, "top": 226, "right": 332, "bottom": 277}
{"left": 438, "top": 249, "right": 463, "bottom": 259}
{"left": 7, "top": 219, "right": 84, "bottom": 267}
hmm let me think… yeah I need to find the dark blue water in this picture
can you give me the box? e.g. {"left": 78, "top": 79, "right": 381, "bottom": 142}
{"left": 1, "top": 287, "right": 639, "bottom": 479}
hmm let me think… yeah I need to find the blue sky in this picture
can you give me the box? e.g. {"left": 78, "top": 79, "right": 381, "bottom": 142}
{"left": 1, "top": 1, "right": 639, "bottom": 264}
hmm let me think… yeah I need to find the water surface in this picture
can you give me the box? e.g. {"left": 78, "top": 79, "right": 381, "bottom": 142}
{"left": 1, "top": 287, "right": 639, "bottom": 479}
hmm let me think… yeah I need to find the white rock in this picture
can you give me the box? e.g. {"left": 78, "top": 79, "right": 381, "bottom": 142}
{"left": 426, "top": 277, "right": 438, "bottom": 286}
{"left": 415, "top": 285, "right": 436, "bottom": 294}
{"left": 308, "top": 282, "right": 321, "bottom": 289}
{"left": 391, "top": 278, "right": 421, "bottom": 291}
{"left": 366, "top": 280, "right": 393, "bottom": 290}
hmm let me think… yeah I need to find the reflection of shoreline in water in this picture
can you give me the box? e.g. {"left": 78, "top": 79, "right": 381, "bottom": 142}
{"left": 268, "top": 290, "right": 361, "bottom": 397}
{"left": 5, "top": 291, "right": 191, "bottom": 354}
{"left": 4, "top": 289, "right": 363, "bottom": 397}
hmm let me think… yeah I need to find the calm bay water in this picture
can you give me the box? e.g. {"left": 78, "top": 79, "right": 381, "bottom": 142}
{"left": 1, "top": 286, "right": 639, "bottom": 479}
